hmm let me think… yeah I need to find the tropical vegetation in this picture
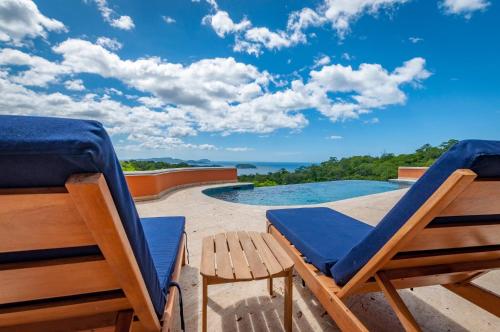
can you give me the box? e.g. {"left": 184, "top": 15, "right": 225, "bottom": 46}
{"left": 120, "top": 160, "right": 192, "bottom": 171}
{"left": 238, "top": 140, "right": 458, "bottom": 187}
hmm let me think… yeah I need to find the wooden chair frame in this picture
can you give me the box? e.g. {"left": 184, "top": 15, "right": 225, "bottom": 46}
{"left": 267, "top": 169, "right": 500, "bottom": 331}
{"left": 0, "top": 173, "right": 186, "bottom": 332}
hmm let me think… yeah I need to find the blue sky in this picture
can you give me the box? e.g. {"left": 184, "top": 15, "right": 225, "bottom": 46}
{"left": 0, "top": 0, "right": 498, "bottom": 162}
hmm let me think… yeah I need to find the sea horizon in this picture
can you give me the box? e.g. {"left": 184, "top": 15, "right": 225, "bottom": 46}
{"left": 211, "top": 161, "right": 314, "bottom": 175}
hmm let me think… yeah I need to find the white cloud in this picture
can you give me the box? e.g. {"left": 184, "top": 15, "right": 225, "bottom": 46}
{"left": 137, "top": 96, "right": 164, "bottom": 108}
{"left": 0, "top": 37, "right": 430, "bottom": 151}
{"left": 341, "top": 52, "right": 353, "bottom": 61}
{"left": 440, "top": 0, "right": 490, "bottom": 18}
{"left": 313, "top": 55, "right": 331, "bottom": 68}
{"left": 408, "top": 36, "right": 424, "bottom": 43}
{"left": 162, "top": 16, "right": 176, "bottom": 24}
{"left": 202, "top": 10, "right": 250, "bottom": 37}
{"left": 201, "top": 0, "right": 409, "bottom": 55}
{"left": 96, "top": 36, "right": 123, "bottom": 50}
{"left": 307, "top": 57, "right": 431, "bottom": 120}
{"left": 0, "top": 73, "right": 199, "bottom": 151}
{"left": 0, "top": 0, "right": 66, "bottom": 45}
{"left": 225, "top": 147, "right": 254, "bottom": 152}
{"left": 64, "top": 79, "right": 85, "bottom": 91}
{"left": 322, "top": 0, "right": 409, "bottom": 38}
{"left": 92, "top": 0, "right": 135, "bottom": 30}
{"left": 327, "top": 135, "right": 343, "bottom": 139}
{"left": 0, "top": 48, "right": 70, "bottom": 86}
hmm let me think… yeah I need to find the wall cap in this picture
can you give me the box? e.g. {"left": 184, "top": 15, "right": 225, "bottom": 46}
{"left": 397, "top": 166, "right": 429, "bottom": 170}
{"left": 124, "top": 166, "right": 236, "bottom": 176}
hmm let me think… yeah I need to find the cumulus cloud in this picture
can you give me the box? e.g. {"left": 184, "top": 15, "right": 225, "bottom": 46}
{"left": 0, "top": 38, "right": 430, "bottom": 151}
{"left": 321, "top": 0, "right": 409, "bottom": 38}
{"left": 64, "top": 79, "right": 85, "bottom": 91}
{"left": 0, "top": 48, "right": 70, "bottom": 86}
{"left": 0, "top": 0, "right": 66, "bottom": 45}
{"left": 440, "top": 0, "right": 490, "bottom": 18}
{"left": 0, "top": 73, "right": 212, "bottom": 151}
{"left": 91, "top": 0, "right": 135, "bottom": 30}
{"left": 307, "top": 57, "right": 431, "bottom": 120}
{"left": 327, "top": 135, "right": 343, "bottom": 139}
{"left": 313, "top": 55, "right": 331, "bottom": 68}
{"left": 202, "top": 11, "right": 250, "bottom": 37}
{"left": 162, "top": 16, "right": 176, "bottom": 24}
{"left": 201, "top": 0, "right": 409, "bottom": 55}
{"left": 96, "top": 36, "right": 123, "bottom": 50}
{"left": 409, "top": 36, "right": 424, "bottom": 43}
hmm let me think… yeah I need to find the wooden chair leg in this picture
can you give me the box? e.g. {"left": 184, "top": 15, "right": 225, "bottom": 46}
{"left": 114, "top": 310, "right": 134, "bottom": 332}
{"left": 375, "top": 272, "right": 421, "bottom": 332}
{"left": 284, "top": 270, "right": 293, "bottom": 332}
{"left": 202, "top": 276, "right": 208, "bottom": 332}
{"left": 268, "top": 277, "right": 273, "bottom": 296}
{"left": 443, "top": 282, "right": 500, "bottom": 317}
{"left": 182, "top": 243, "right": 187, "bottom": 266}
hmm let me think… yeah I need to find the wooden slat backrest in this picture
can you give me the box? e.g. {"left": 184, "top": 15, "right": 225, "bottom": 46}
{"left": 0, "top": 189, "right": 95, "bottom": 252}
{"left": 0, "top": 187, "right": 118, "bottom": 306}
{"left": 401, "top": 179, "right": 500, "bottom": 252}
{"left": 0, "top": 173, "right": 160, "bottom": 332}
{"left": 337, "top": 169, "right": 477, "bottom": 298}
{"left": 440, "top": 180, "right": 500, "bottom": 216}
{"left": 0, "top": 256, "right": 119, "bottom": 304}
{"left": 66, "top": 174, "right": 160, "bottom": 331}
{"left": 339, "top": 170, "right": 500, "bottom": 298}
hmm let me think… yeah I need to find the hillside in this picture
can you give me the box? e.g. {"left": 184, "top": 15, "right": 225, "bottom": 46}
{"left": 238, "top": 140, "right": 458, "bottom": 187}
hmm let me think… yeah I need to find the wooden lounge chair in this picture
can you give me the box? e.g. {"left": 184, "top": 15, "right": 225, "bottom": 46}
{"left": 267, "top": 140, "right": 500, "bottom": 331}
{"left": 0, "top": 116, "right": 187, "bottom": 332}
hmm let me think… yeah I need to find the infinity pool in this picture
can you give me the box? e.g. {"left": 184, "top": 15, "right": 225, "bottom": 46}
{"left": 203, "top": 180, "right": 408, "bottom": 206}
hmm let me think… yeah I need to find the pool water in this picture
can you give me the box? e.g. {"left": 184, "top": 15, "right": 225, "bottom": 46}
{"left": 203, "top": 180, "right": 408, "bottom": 206}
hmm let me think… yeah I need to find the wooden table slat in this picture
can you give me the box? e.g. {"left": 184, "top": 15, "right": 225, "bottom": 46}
{"left": 226, "top": 232, "right": 253, "bottom": 280}
{"left": 200, "top": 236, "right": 216, "bottom": 277}
{"left": 262, "top": 233, "right": 294, "bottom": 270}
{"left": 214, "top": 233, "right": 234, "bottom": 280}
{"left": 201, "top": 232, "right": 294, "bottom": 332}
{"left": 248, "top": 232, "right": 283, "bottom": 275}
{"left": 237, "top": 231, "right": 269, "bottom": 279}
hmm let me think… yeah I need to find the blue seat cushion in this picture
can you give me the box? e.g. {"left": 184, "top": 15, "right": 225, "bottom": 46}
{"left": 332, "top": 140, "right": 500, "bottom": 285}
{"left": 0, "top": 115, "right": 168, "bottom": 317}
{"left": 140, "top": 216, "right": 185, "bottom": 297}
{"left": 266, "top": 207, "right": 373, "bottom": 275}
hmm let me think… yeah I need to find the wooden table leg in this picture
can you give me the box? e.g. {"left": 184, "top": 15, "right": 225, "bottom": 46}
{"left": 202, "top": 276, "right": 208, "bottom": 332}
{"left": 284, "top": 270, "right": 293, "bottom": 332}
{"left": 268, "top": 277, "right": 273, "bottom": 296}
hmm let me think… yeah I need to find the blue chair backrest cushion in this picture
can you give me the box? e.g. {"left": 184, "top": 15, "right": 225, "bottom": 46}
{"left": 0, "top": 115, "right": 165, "bottom": 316}
{"left": 332, "top": 140, "right": 500, "bottom": 285}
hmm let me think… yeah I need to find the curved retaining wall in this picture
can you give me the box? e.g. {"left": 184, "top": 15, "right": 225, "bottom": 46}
{"left": 124, "top": 167, "right": 237, "bottom": 201}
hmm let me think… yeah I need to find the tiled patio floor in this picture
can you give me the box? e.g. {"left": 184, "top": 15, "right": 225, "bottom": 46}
{"left": 137, "top": 184, "right": 500, "bottom": 332}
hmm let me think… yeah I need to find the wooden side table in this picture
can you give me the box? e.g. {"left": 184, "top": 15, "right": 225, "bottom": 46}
{"left": 200, "top": 231, "right": 294, "bottom": 332}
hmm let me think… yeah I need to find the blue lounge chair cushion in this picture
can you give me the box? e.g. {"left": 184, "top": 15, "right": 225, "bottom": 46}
{"left": 332, "top": 140, "right": 500, "bottom": 285}
{"left": 0, "top": 115, "right": 176, "bottom": 317}
{"left": 140, "top": 217, "right": 185, "bottom": 302}
{"left": 266, "top": 207, "right": 373, "bottom": 275}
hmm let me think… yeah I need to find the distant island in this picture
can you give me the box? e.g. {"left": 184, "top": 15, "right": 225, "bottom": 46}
{"left": 238, "top": 140, "right": 458, "bottom": 187}
{"left": 235, "top": 163, "right": 257, "bottom": 169}
{"left": 120, "top": 158, "right": 221, "bottom": 171}
{"left": 144, "top": 157, "right": 212, "bottom": 164}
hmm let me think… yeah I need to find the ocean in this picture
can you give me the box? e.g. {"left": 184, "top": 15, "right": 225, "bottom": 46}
{"left": 213, "top": 161, "right": 314, "bottom": 176}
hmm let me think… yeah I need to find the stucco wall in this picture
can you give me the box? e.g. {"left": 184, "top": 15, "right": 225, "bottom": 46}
{"left": 398, "top": 166, "right": 428, "bottom": 180}
{"left": 125, "top": 167, "right": 237, "bottom": 201}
